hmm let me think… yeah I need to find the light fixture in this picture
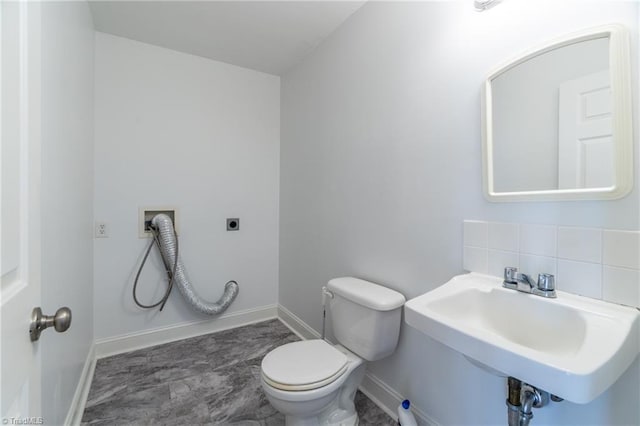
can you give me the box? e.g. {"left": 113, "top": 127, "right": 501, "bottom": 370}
{"left": 475, "top": 0, "right": 502, "bottom": 11}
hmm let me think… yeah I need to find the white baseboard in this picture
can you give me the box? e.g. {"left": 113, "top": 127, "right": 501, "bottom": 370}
{"left": 360, "top": 373, "right": 439, "bottom": 426}
{"left": 277, "top": 304, "right": 320, "bottom": 340}
{"left": 277, "top": 304, "right": 440, "bottom": 426}
{"left": 64, "top": 343, "right": 97, "bottom": 426}
{"left": 95, "top": 304, "right": 278, "bottom": 359}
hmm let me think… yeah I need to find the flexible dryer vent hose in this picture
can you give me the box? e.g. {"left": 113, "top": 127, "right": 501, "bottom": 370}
{"left": 151, "top": 213, "right": 239, "bottom": 315}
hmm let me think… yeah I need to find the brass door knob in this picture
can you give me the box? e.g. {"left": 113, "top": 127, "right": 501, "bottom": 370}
{"left": 29, "top": 307, "right": 72, "bottom": 342}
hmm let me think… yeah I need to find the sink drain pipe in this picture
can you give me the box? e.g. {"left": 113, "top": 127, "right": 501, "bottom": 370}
{"left": 519, "top": 387, "right": 538, "bottom": 426}
{"left": 506, "top": 377, "right": 521, "bottom": 426}
{"left": 507, "top": 377, "right": 560, "bottom": 426}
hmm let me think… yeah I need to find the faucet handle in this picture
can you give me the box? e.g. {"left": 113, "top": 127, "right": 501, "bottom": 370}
{"left": 504, "top": 266, "right": 518, "bottom": 282}
{"left": 537, "top": 273, "right": 555, "bottom": 292}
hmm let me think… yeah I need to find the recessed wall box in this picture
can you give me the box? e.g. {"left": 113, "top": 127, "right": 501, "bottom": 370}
{"left": 139, "top": 207, "right": 179, "bottom": 238}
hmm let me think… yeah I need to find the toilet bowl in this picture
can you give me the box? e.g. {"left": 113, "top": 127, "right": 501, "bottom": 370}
{"left": 261, "top": 340, "right": 365, "bottom": 426}
{"left": 261, "top": 277, "right": 405, "bottom": 426}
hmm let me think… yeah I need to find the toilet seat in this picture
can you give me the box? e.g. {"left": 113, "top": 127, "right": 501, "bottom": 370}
{"left": 261, "top": 340, "right": 349, "bottom": 391}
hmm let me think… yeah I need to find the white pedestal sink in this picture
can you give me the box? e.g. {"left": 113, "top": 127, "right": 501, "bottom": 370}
{"left": 404, "top": 273, "right": 640, "bottom": 403}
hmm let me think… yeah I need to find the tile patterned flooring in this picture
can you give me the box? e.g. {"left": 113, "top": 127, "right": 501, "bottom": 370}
{"left": 82, "top": 319, "right": 396, "bottom": 425}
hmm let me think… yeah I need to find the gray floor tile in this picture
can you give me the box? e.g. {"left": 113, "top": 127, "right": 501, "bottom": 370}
{"left": 82, "top": 319, "right": 395, "bottom": 425}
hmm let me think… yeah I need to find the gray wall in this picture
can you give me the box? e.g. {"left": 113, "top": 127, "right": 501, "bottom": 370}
{"left": 93, "top": 33, "right": 280, "bottom": 340}
{"left": 280, "top": 1, "right": 639, "bottom": 425}
{"left": 41, "top": 2, "right": 95, "bottom": 424}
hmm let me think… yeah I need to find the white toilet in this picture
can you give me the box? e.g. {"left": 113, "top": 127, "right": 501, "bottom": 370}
{"left": 261, "top": 277, "right": 405, "bottom": 426}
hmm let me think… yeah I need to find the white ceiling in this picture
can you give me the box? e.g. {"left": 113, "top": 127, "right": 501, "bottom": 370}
{"left": 89, "top": 1, "right": 366, "bottom": 75}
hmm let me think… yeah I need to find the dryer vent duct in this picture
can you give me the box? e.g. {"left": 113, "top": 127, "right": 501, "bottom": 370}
{"left": 149, "top": 213, "right": 239, "bottom": 315}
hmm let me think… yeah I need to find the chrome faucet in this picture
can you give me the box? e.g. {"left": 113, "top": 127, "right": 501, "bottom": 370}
{"left": 503, "top": 267, "right": 557, "bottom": 298}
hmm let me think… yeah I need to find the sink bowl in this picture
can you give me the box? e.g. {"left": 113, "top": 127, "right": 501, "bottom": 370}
{"left": 404, "top": 273, "right": 639, "bottom": 403}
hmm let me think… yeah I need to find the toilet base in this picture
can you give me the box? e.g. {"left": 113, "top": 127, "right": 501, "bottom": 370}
{"left": 281, "top": 391, "right": 361, "bottom": 426}
{"left": 285, "top": 411, "right": 358, "bottom": 426}
{"left": 285, "top": 410, "right": 358, "bottom": 426}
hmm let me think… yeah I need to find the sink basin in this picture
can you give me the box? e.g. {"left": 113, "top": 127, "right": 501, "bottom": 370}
{"left": 404, "top": 273, "right": 640, "bottom": 403}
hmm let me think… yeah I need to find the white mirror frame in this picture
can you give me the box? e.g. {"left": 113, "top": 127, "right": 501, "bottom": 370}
{"left": 482, "top": 24, "right": 633, "bottom": 202}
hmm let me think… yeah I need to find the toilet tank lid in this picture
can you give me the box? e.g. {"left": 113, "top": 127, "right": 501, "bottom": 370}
{"left": 327, "top": 277, "right": 405, "bottom": 311}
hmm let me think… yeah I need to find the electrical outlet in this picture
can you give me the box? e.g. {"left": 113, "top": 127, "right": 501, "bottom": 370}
{"left": 226, "top": 218, "right": 240, "bottom": 231}
{"left": 95, "top": 222, "right": 109, "bottom": 238}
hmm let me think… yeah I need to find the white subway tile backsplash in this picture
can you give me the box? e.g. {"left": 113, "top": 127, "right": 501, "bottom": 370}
{"left": 520, "top": 224, "right": 557, "bottom": 257}
{"left": 488, "top": 250, "right": 518, "bottom": 279}
{"left": 463, "top": 246, "right": 488, "bottom": 274}
{"left": 603, "top": 230, "right": 640, "bottom": 269}
{"left": 464, "top": 220, "right": 488, "bottom": 248}
{"left": 519, "top": 254, "right": 557, "bottom": 278}
{"left": 463, "top": 220, "right": 639, "bottom": 308}
{"left": 488, "top": 222, "right": 519, "bottom": 251}
{"left": 602, "top": 266, "right": 640, "bottom": 307}
{"left": 557, "top": 259, "right": 602, "bottom": 299}
{"left": 557, "top": 227, "right": 602, "bottom": 263}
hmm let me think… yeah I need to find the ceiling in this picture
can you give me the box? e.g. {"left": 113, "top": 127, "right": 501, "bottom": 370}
{"left": 89, "top": 1, "right": 366, "bottom": 75}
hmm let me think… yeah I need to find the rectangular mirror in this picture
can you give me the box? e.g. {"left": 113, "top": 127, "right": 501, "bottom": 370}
{"left": 482, "top": 25, "right": 633, "bottom": 202}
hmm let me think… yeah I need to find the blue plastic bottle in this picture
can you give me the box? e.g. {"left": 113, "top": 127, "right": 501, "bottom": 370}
{"left": 397, "top": 399, "right": 417, "bottom": 426}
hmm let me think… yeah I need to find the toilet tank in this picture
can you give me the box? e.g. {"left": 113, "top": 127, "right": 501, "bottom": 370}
{"left": 327, "top": 277, "right": 405, "bottom": 361}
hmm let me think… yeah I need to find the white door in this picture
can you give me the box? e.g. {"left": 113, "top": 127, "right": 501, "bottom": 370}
{"left": 1, "top": 0, "right": 43, "bottom": 421}
{"left": 558, "top": 70, "right": 613, "bottom": 189}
